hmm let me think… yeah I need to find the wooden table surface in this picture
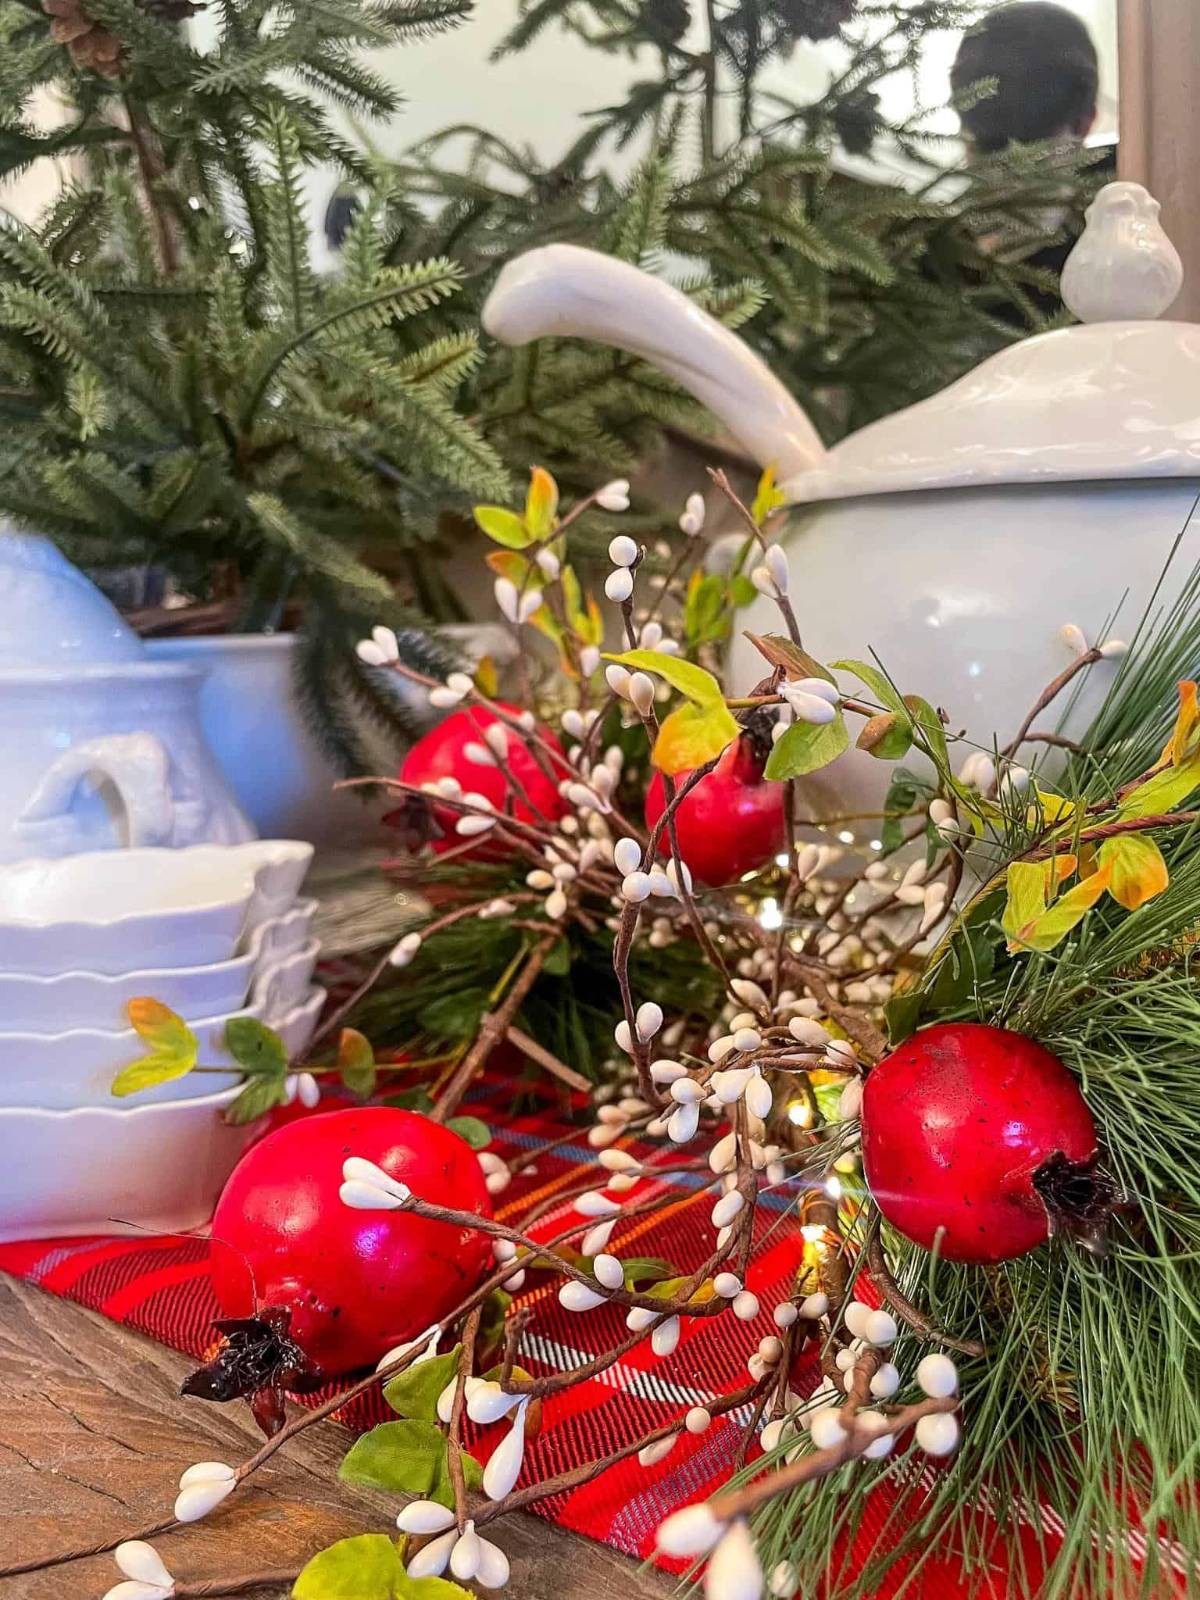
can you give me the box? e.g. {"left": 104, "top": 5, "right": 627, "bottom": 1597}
{"left": 0, "top": 1273, "right": 673, "bottom": 1600}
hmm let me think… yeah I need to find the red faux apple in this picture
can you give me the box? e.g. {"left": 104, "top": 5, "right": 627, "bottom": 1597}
{"left": 861, "top": 1022, "right": 1110, "bottom": 1264}
{"left": 399, "top": 702, "right": 568, "bottom": 853}
{"left": 210, "top": 1108, "right": 493, "bottom": 1374}
{"left": 644, "top": 729, "right": 786, "bottom": 886}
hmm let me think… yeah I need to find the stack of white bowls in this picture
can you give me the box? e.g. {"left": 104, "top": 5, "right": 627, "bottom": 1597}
{"left": 0, "top": 840, "right": 323, "bottom": 1241}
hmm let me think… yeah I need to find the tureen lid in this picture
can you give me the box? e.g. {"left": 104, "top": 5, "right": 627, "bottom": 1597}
{"left": 0, "top": 530, "right": 147, "bottom": 670}
{"left": 784, "top": 183, "right": 1199, "bottom": 506}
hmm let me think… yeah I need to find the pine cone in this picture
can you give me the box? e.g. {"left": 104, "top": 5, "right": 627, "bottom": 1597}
{"left": 41, "top": 0, "right": 122, "bottom": 77}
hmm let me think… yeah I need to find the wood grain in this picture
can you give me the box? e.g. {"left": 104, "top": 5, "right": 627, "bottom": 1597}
{"left": 0, "top": 1274, "right": 672, "bottom": 1600}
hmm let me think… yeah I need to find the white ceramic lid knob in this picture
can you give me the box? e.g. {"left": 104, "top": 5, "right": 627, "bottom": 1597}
{"left": 1061, "top": 181, "right": 1183, "bottom": 324}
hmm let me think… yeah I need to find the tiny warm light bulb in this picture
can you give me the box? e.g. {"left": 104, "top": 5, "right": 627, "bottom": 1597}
{"left": 759, "top": 897, "right": 783, "bottom": 930}
{"left": 787, "top": 1099, "right": 813, "bottom": 1128}
{"left": 825, "top": 1175, "right": 843, "bottom": 1201}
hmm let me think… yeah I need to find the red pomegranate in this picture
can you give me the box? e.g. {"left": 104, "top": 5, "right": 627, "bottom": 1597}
{"left": 399, "top": 702, "right": 568, "bottom": 853}
{"left": 210, "top": 1108, "right": 492, "bottom": 1374}
{"left": 861, "top": 1022, "right": 1109, "bottom": 1264}
{"left": 644, "top": 729, "right": 786, "bottom": 886}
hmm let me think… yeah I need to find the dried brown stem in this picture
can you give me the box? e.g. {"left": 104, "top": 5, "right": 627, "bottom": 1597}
{"left": 1002, "top": 648, "right": 1102, "bottom": 760}
{"left": 431, "top": 933, "right": 558, "bottom": 1121}
{"left": 447, "top": 1307, "right": 482, "bottom": 1530}
{"left": 865, "top": 1231, "right": 985, "bottom": 1356}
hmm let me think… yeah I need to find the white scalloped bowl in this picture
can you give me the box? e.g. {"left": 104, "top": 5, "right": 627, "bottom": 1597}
{"left": 0, "top": 1084, "right": 255, "bottom": 1242}
{"left": 0, "top": 985, "right": 325, "bottom": 1110}
{"left": 0, "top": 839, "right": 313, "bottom": 975}
{"left": 0, "top": 897, "right": 317, "bottom": 1032}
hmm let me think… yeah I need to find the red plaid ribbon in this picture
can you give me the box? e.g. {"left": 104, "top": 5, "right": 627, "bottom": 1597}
{"left": 0, "top": 1070, "right": 1176, "bottom": 1596}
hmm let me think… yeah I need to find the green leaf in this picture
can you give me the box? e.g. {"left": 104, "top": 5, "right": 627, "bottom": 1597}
{"left": 473, "top": 504, "right": 531, "bottom": 549}
{"left": 224, "top": 1074, "right": 290, "bottom": 1126}
{"left": 831, "top": 658, "right": 907, "bottom": 717}
{"left": 225, "top": 1015, "right": 289, "bottom": 1076}
{"left": 902, "top": 695, "right": 949, "bottom": 771}
{"left": 884, "top": 989, "right": 924, "bottom": 1046}
{"left": 881, "top": 771, "right": 920, "bottom": 853}
{"left": 383, "top": 1347, "right": 461, "bottom": 1421}
{"left": 427, "top": 1441, "right": 484, "bottom": 1510}
{"left": 446, "top": 1115, "right": 491, "bottom": 1150}
{"left": 292, "top": 1534, "right": 406, "bottom": 1600}
{"left": 382, "top": 1086, "right": 436, "bottom": 1115}
{"left": 338, "top": 1027, "right": 377, "bottom": 1097}
{"left": 856, "top": 713, "right": 913, "bottom": 761}
{"left": 605, "top": 649, "right": 725, "bottom": 709}
{"left": 339, "top": 1418, "right": 444, "bottom": 1495}
{"left": 111, "top": 998, "right": 199, "bottom": 1097}
{"left": 543, "top": 937, "right": 571, "bottom": 976}
{"left": 764, "top": 714, "right": 850, "bottom": 780}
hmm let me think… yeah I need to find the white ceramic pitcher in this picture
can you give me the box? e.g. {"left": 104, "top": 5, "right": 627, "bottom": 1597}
{"left": 0, "top": 532, "right": 253, "bottom": 862}
{"left": 483, "top": 183, "right": 1200, "bottom": 841}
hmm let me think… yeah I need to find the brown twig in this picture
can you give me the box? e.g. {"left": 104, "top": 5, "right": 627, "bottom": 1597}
{"left": 865, "top": 1231, "right": 985, "bottom": 1357}
{"left": 447, "top": 1307, "right": 482, "bottom": 1530}
{"left": 1001, "top": 648, "right": 1102, "bottom": 760}
{"left": 431, "top": 933, "right": 559, "bottom": 1121}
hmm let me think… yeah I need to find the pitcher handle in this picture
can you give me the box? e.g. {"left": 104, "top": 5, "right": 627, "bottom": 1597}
{"left": 16, "top": 732, "right": 176, "bottom": 849}
{"left": 483, "top": 243, "right": 827, "bottom": 485}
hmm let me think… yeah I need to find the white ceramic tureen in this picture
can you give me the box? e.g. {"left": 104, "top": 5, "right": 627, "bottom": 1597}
{"left": 483, "top": 182, "right": 1200, "bottom": 841}
{"left": 0, "top": 531, "right": 254, "bottom": 862}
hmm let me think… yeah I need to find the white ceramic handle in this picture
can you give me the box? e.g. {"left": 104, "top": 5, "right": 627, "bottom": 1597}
{"left": 16, "top": 732, "right": 176, "bottom": 848}
{"left": 482, "top": 243, "right": 826, "bottom": 484}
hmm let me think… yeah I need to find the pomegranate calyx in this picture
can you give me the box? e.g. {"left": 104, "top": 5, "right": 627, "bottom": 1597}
{"left": 1032, "top": 1150, "right": 1120, "bottom": 1255}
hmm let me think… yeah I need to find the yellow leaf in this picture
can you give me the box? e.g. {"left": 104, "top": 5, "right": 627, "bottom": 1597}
{"left": 750, "top": 465, "right": 786, "bottom": 526}
{"left": 113, "top": 998, "right": 198, "bottom": 1098}
{"left": 1007, "top": 865, "right": 1112, "bottom": 954}
{"left": 1032, "top": 789, "right": 1077, "bottom": 826}
{"left": 1117, "top": 758, "right": 1200, "bottom": 819}
{"left": 486, "top": 549, "right": 530, "bottom": 582}
{"left": 473, "top": 655, "right": 498, "bottom": 698}
{"left": 474, "top": 505, "right": 531, "bottom": 549}
{"left": 1097, "top": 833, "right": 1170, "bottom": 910}
{"left": 653, "top": 701, "right": 739, "bottom": 774}
{"left": 524, "top": 466, "right": 559, "bottom": 542}
{"left": 1162, "top": 680, "right": 1200, "bottom": 767}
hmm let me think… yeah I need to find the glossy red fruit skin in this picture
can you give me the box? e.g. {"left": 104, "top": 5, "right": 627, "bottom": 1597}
{"left": 644, "top": 733, "right": 786, "bottom": 887}
{"left": 210, "top": 1108, "right": 492, "bottom": 1374}
{"left": 861, "top": 1022, "right": 1098, "bottom": 1264}
{"left": 400, "top": 702, "right": 567, "bottom": 854}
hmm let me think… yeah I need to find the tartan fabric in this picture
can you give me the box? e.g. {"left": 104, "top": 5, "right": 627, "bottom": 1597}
{"left": 0, "top": 1069, "right": 1175, "bottom": 1596}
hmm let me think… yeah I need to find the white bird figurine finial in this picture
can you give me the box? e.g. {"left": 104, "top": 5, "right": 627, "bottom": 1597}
{"left": 1061, "top": 181, "right": 1183, "bottom": 324}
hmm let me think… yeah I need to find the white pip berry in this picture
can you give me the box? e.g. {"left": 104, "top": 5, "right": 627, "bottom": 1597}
{"left": 339, "top": 1156, "right": 411, "bottom": 1211}
{"left": 596, "top": 478, "right": 631, "bottom": 511}
{"left": 388, "top": 930, "right": 422, "bottom": 968}
{"left": 916, "top": 1352, "right": 959, "bottom": 1398}
{"left": 174, "top": 1460, "right": 236, "bottom": 1523}
{"left": 605, "top": 568, "right": 635, "bottom": 603}
{"left": 608, "top": 534, "right": 639, "bottom": 567}
{"left": 656, "top": 1500, "right": 725, "bottom": 1558}
{"left": 916, "top": 1411, "right": 961, "bottom": 1457}
{"left": 705, "top": 1518, "right": 763, "bottom": 1600}
{"left": 107, "top": 1542, "right": 175, "bottom": 1600}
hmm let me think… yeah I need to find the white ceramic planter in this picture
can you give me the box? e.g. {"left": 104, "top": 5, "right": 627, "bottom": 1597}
{"left": 0, "top": 840, "right": 312, "bottom": 975}
{"left": 147, "top": 624, "right": 516, "bottom": 845}
{"left": 0, "top": 984, "right": 326, "bottom": 1110}
{"left": 0, "top": 896, "right": 316, "bottom": 1032}
{"left": 0, "top": 1085, "right": 255, "bottom": 1242}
